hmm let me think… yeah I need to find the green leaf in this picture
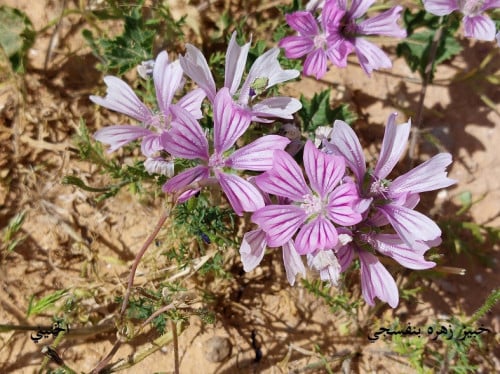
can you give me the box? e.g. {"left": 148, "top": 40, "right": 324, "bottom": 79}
{"left": 0, "top": 6, "right": 35, "bottom": 72}
{"left": 396, "top": 10, "right": 462, "bottom": 81}
{"left": 397, "top": 28, "right": 462, "bottom": 81}
{"left": 456, "top": 191, "right": 472, "bottom": 215}
{"left": 83, "top": 3, "right": 156, "bottom": 74}
{"left": 27, "top": 289, "right": 68, "bottom": 317}
{"left": 299, "top": 89, "right": 356, "bottom": 133}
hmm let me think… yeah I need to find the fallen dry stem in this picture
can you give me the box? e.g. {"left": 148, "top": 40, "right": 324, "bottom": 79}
{"left": 105, "top": 322, "right": 184, "bottom": 373}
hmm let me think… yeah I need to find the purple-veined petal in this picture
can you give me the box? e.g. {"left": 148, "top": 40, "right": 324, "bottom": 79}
{"left": 254, "top": 150, "right": 310, "bottom": 201}
{"left": 248, "top": 48, "right": 300, "bottom": 88}
{"left": 154, "top": 55, "right": 184, "bottom": 116}
{"left": 94, "top": 125, "right": 151, "bottom": 153}
{"left": 324, "top": 120, "right": 366, "bottom": 182}
{"left": 251, "top": 97, "right": 302, "bottom": 122}
{"left": 162, "top": 165, "right": 209, "bottom": 193}
{"left": 306, "top": 0, "right": 324, "bottom": 11}
{"left": 213, "top": 88, "right": 252, "bottom": 154}
{"left": 141, "top": 132, "right": 163, "bottom": 157}
{"left": 353, "top": 37, "right": 392, "bottom": 76}
{"left": 295, "top": 216, "right": 339, "bottom": 254}
{"left": 282, "top": 240, "right": 306, "bottom": 286}
{"left": 251, "top": 205, "right": 307, "bottom": 247}
{"left": 378, "top": 204, "right": 442, "bottom": 247}
{"left": 307, "top": 250, "right": 341, "bottom": 286}
{"left": 162, "top": 106, "right": 209, "bottom": 159}
{"left": 359, "top": 250, "right": 399, "bottom": 308}
{"left": 239, "top": 48, "right": 299, "bottom": 105}
{"left": 180, "top": 44, "right": 217, "bottom": 102}
{"left": 390, "top": 153, "right": 456, "bottom": 195}
{"left": 322, "top": 0, "right": 345, "bottom": 27}
{"left": 225, "top": 32, "right": 251, "bottom": 95}
{"left": 303, "top": 48, "right": 328, "bottom": 79}
{"left": 216, "top": 172, "right": 265, "bottom": 216}
{"left": 227, "top": 135, "right": 290, "bottom": 171}
{"left": 240, "top": 229, "right": 267, "bottom": 272}
{"left": 325, "top": 39, "right": 352, "bottom": 67}
{"left": 279, "top": 36, "right": 315, "bottom": 59}
{"left": 144, "top": 156, "right": 174, "bottom": 177}
{"left": 483, "top": 0, "right": 500, "bottom": 9}
{"left": 463, "top": 14, "right": 496, "bottom": 40}
{"left": 337, "top": 242, "right": 355, "bottom": 271}
{"left": 373, "top": 113, "right": 411, "bottom": 180}
{"left": 348, "top": 0, "right": 376, "bottom": 19}
{"left": 303, "top": 140, "right": 345, "bottom": 197}
{"left": 423, "top": 0, "right": 459, "bottom": 16}
{"left": 326, "top": 182, "right": 363, "bottom": 226}
{"left": 285, "top": 11, "right": 319, "bottom": 36}
{"left": 357, "top": 6, "right": 407, "bottom": 38}
{"left": 176, "top": 189, "right": 202, "bottom": 203}
{"left": 90, "top": 76, "right": 153, "bottom": 123}
{"left": 177, "top": 88, "right": 206, "bottom": 119}
{"left": 354, "top": 196, "right": 372, "bottom": 215}
{"left": 371, "top": 233, "right": 436, "bottom": 270}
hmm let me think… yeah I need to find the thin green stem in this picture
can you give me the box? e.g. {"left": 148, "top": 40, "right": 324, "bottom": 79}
{"left": 119, "top": 206, "right": 173, "bottom": 317}
{"left": 408, "top": 19, "right": 444, "bottom": 167}
{"left": 172, "top": 320, "right": 180, "bottom": 374}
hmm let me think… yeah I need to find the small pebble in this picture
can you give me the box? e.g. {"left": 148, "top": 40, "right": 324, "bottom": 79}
{"left": 203, "top": 336, "right": 232, "bottom": 363}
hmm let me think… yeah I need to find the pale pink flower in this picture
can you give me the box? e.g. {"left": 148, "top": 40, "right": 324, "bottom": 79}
{"left": 240, "top": 229, "right": 306, "bottom": 286}
{"left": 324, "top": 114, "right": 456, "bottom": 248}
{"left": 252, "top": 140, "right": 362, "bottom": 255}
{"left": 278, "top": 0, "right": 350, "bottom": 78}
{"left": 90, "top": 51, "right": 205, "bottom": 170}
{"left": 330, "top": 0, "right": 407, "bottom": 75}
{"left": 281, "top": 0, "right": 407, "bottom": 76}
{"left": 336, "top": 229, "right": 439, "bottom": 307}
{"left": 424, "top": 0, "right": 500, "bottom": 41}
{"left": 180, "top": 32, "right": 301, "bottom": 122}
{"left": 162, "top": 88, "right": 290, "bottom": 215}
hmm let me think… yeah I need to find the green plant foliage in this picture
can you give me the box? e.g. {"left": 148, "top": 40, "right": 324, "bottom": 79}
{"left": 0, "top": 6, "right": 35, "bottom": 73}
{"left": 82, "top": 1, "right": 184, "bottom": 74}
{"left": 397, "top": 10, "right": 462, "bottom": 81}
{"left": 302, "top": 278, "right": 360, "bottom": 315}
{"left": 439, "top": 192, "right": 499, "bottom": 265}
{"left": 27, "top": 289, "right": 69, "bottom": 317}
{"left": 1, "top": 211, "right": 27, "bottom": 252}
{"left": 299, "top": 89, "right": 357, "bottom": 134}
{"left": 173, "top": 194, "right": 236, "bottom": 248}
{"left": 65, "top": 119, "right": 165, "bottom": 201}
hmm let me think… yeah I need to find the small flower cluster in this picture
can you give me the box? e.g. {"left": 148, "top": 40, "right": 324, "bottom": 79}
{"left": 424, "top": 0, "right": 500, "bottom": 41}
{"left": 278, "top": 0, "right": 407, "bottom": 78}
{"left": 91, "top": 25, "right": 456, "bottom": 308}
{"left": 242, "top": 114, "right": 455, "bottom": 308}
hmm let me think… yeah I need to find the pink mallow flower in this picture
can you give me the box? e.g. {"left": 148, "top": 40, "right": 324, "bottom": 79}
{"left": 251, "top": 140, "right": 362, "bottom": 255}
{"left": 280, "top": 0, "right": 407, "bottom": 77}
{"left": 278, "top": 0, "right": 350, "bottom": 79}
{"left": 324, "top": 114, "right": 456, "bottom": 248}
{"left": 240, "top": 229, "right": 306, "bottom": 286}
{"left": 90, "top": 51, "right": 205, "bottom": 175}
{"left": 180, "top": 32, "right": 301, "bottom": 123}
{"left": 336, "top": 230, "right": 440, "bottom": 308}
{"left": 424, "top": 0, "right": 500, "bottom": 41}
{"left": 161, "top": 87, "right": 290, "bottom": 215}
{"left": 330, "top": 0, "right": 407, "bottom": 75}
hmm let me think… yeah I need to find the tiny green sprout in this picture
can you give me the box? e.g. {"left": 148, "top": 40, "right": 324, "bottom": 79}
{"left": 250, "top": 77, "right": 269, "bottom": 96}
